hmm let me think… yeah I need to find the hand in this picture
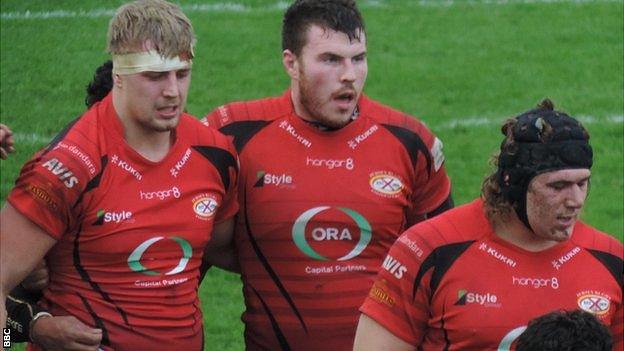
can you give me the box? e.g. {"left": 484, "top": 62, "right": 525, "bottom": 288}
{"left": 0, "top": 123, "right": 15, "bottom": 159}
{"left": 21, "top": 260, "right": 49, "bottom": 291}
{"left": 31, "top": 315, "right": 102, "bottom": 351}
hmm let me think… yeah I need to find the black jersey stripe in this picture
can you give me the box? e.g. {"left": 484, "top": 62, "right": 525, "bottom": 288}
{"left": 73, "top": 155, "right": 107, "bottom": 209}
{"left": 242, "top": 185, "right": 308, "bottom": 333}
{"left": 77, "top": 293, "right": 110, "bottom": 347}
{"left": 588, "top": 250, "right": 623, "bottom": 288}
{"left": 219, "top": 120, "right": 271, "bottom": 153}
{"left": 192, "top": 146, "right": 237, "bottom": 191}
{"left": 381, "top": 124, "right": 432, "bottom": 176}
{"left": 412, "top": 241, "right": 475, "bottom": 300}
{"left": 72, "top": 221, "right": 130, "bottom": 327}
{"left": 252, "top": 286, "right": 292, "bottom": 351}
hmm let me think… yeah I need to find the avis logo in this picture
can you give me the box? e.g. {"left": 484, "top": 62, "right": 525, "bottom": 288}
{"left": 455, "top": 289, "right": 501, "bottom": 308}
{"left": 381, "top": 255, "right": 407, "bottom": 279}
{"left": 92, "top": 209, "right": 134, "bottom": 225}
{"left": 254, "top": 171, "right": 293, "bottom": 187}
{"left": 41, "top": 158, "right": 78, "bottom": 188}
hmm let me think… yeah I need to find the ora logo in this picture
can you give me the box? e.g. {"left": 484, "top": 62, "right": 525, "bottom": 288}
{"left": 128, "top": 236, "right": 192, "bottom": 276}
{"left": 292, "top": 206, "right": 371, "bottom": 261}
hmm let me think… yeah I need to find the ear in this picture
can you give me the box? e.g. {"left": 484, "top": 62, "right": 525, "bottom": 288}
{"left": 113, "top": 74, "right": 123, "bottom": 88}
{"left": 282, "top": 49, "right": 299, "bottom": 81}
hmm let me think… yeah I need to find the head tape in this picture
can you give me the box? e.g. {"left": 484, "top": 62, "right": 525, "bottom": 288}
{"left": 496, "top": 101, "right": 592, "bottom": 229}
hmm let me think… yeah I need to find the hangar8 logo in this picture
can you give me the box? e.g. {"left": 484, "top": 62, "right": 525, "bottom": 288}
{"left": 292, "top": 206, "right": 372, "bottom": 261}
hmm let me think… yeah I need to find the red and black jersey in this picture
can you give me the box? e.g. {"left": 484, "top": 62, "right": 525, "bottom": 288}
{"left": 360, "top": 199, "right": 623, "bottom": 350}
{"left": 8, "top": 93, "right": 238, "bottom": 350}
{"left": 203, "top": 90, "right": 451, "bottom": 350}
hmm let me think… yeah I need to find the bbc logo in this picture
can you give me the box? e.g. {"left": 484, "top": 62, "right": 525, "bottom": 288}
{"left": 2, "top": 328, "right": 10, "bottom": 349}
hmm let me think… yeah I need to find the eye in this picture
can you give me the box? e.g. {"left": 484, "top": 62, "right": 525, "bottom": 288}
{"left": 548, "top": 182, "right": 567, "bottom": 190}
{"left": 143, "top": 72, "right": 166, "bottom": 81}
{"left": 353, "top": 53, "right": 367, "bottom": 63}
{"left": 176, "top": 69, "right": 190, "bottom": 79}
{"left": 322, "top": 55, "right": 340, "bottom": 63}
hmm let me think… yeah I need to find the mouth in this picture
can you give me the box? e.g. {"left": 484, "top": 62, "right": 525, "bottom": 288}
{"left": 156, "top": 105, "right": 179, "bottom": 119}
{"left": 556, "top": 214, "right": 577, "bottom": 228}
{"left": 332, "top": 90, "right": 356, "bottom": 110}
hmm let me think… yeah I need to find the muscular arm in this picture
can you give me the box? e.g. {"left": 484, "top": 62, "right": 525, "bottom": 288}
{"left": 353, "top": 314, "right": 416, "bottom": 351}
{"left": 201, "top": 217, "right": 239, "bottom": 276}
{"left": 0, "top": 203, "right": 57, "bottom": 328}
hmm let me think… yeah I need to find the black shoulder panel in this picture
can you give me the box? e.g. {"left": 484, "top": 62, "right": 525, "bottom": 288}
{"left": 381, "top": 124, "right": 432, "bottom": 175}
{"left": 41, "top": 116, "right": 82, "bottom": 157}
{"left": 412, "top": 241, "right": 475, "bottom": 300}
{"left": 588, "top": 249, "right": 623, "bottom": 289}
{"left": 219, "top": 120, "right": 271, "bottom": 153}
{"left": 192, "top": 146, "right": 238, "bottom": 190}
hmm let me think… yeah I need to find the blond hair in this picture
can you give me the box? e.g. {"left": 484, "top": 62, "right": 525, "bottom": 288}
{"left": 107, "top": 0, "right": 195, "bottom": 58}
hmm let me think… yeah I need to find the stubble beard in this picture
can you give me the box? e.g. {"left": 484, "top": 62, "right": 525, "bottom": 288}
{"left": 298, "top": 73, "right": 351, "bottom": 130}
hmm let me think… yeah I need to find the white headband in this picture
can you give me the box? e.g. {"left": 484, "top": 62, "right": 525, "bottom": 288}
{"left": 112, "top": 50, "right": 192, "bottom": 75}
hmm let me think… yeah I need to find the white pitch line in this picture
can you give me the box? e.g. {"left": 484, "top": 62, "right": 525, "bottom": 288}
{"left": 11, "top": 115, "right": 622, "bottom": 145}
{"left": 1, "top": 0, "right": 621, "bottom": 20}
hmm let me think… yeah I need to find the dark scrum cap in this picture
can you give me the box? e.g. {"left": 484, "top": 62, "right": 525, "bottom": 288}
{"left": 496, "top": 99, "right": 592, "bottom": 229}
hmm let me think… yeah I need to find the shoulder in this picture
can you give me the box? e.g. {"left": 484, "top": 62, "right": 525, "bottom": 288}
{"left": 359, "top": 95, "right": 432, "bottom": 137}
{"left": 572, "top": 222, "right": 623, "bottom": 259}
{"left": 202, "top": 93, "right": 291, "bottom": 129}
{"left": 398, "top": 200, "right": 486, "bottom": 254}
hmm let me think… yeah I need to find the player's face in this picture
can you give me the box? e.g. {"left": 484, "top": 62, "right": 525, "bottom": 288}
{"left": 118, "top": 67, "right": 191, "bottom": 133}
{"left": 290, "top": 25, "right": 367, "bottom": 129}
{"left": 526, "top": 168, "right": 591, "bottom": 242}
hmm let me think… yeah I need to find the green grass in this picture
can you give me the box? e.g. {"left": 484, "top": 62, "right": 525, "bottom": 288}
{"left": 1, "top": 1, "right": 622, "bottom": 350}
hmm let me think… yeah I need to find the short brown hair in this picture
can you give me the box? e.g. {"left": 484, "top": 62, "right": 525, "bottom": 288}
{"left": 107, "top": 0, "right": 195, "bottom": 58}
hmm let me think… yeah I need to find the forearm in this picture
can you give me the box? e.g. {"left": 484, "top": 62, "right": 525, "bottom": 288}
{"left": 5, "top": 285, "right": 45, "bottom": 342}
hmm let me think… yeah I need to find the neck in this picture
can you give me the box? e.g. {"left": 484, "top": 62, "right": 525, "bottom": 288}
{"left": 290, "top": 86, "right": 314, "bottom": 123}
{"left": 490, "top": 212, "right": 561, "bottom": 252}
{"left": 113, "top": 89, "right": 173, "bottom": 162}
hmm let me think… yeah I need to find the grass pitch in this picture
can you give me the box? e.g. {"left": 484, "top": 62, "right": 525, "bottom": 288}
{"left": 1, "top": 1, "right": 622, "bottom": 350}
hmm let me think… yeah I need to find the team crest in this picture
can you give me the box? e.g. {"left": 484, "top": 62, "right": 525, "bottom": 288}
{"left": 192, "top": 194, "right": 218, "bottom": 220}
{"left": 369, "top": 171, "right": 404, "bottom": 198}
{"left": 577, "top": 291, "right": 611, "bottom": 316}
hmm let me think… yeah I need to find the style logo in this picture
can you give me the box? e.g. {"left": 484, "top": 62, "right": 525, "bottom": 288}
{"left": 41, "top": 158, "right": 79, "bottom": 188}
{"left": 254, "top": 171, "right": 294, "bottom": 188}
{"left": 170, "top": 148, "right": 192, "bottom": 178}
{"left": 381, "top": 255, "right": 407, "bottom": 279}
{"left": 577, "top": 291, "right": 611, "bottom": 316}
{"left": 455, "top": 289, "right": 501, "bottom": 308}
{"left": 306, "top": 157, "right": 354, "bottom": 170}
{"left": 111, "top": 154, "right": 142, "bottom": 181}
{"left": 292, "top": 206, "right": 371, "bottom": 261}
{"left": 128, "top": 236, "right": 192, "bottom": 276}
{"left": 512, "top": 276, "right": 559, "bottom": 289}
{"left": 92, "top": 209, "right": 134, "bottom": 225}
{"left": 192, "top": 194, "right": 218, "bottom": 220}
{"left": 139, "top": 186, "right": 181, "bottom": 200}
{"left": 369, "top": 171, "right": 404, "bottom": 197}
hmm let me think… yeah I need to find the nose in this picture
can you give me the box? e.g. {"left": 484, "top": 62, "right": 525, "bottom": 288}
{"left": 163, "top": 72, "right": 180, "bottom": 98}
{"left": 565, "top": 184, "right": 586, "bottom": 209}
{"left": 340, "top": 60, "right": 356, "bottom": 83}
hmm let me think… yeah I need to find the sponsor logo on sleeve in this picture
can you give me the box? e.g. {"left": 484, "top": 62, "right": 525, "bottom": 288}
{"left": 110, "top": 154, "right": 143, "bottom": 181}
{"left": 27, "top": 185, "right": 59, "bottom": 211}
{"left": 369, "top": 171, "right": 404, "bottom": 198}
{"left": 369, "top": 279, "right": 395, "bottom": 307}
{"left": 382, "top": 254, "right": 407, "bottom": 279}
{"left": 192, "top": 194, "right": 219, "bottom": 220}
{"left": 577, "top": 291, "right": 611, "bottom": 316}
{"left": 279, "top": 120, "right": 312, "bottom": 148}
{"left": 170, "top": 148, "right": 192, "bottom": 178}
{"left": 431, "top": 137, "right": 444, "bottom": 172}
{"left": 41, "top": 158, "right": 79, "bottom": 188}
{"left": 398, "top": 236, "right": 424, "bottom": 258}
{"left": 53, "top": 142, "right": 96, "bottom": 175}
